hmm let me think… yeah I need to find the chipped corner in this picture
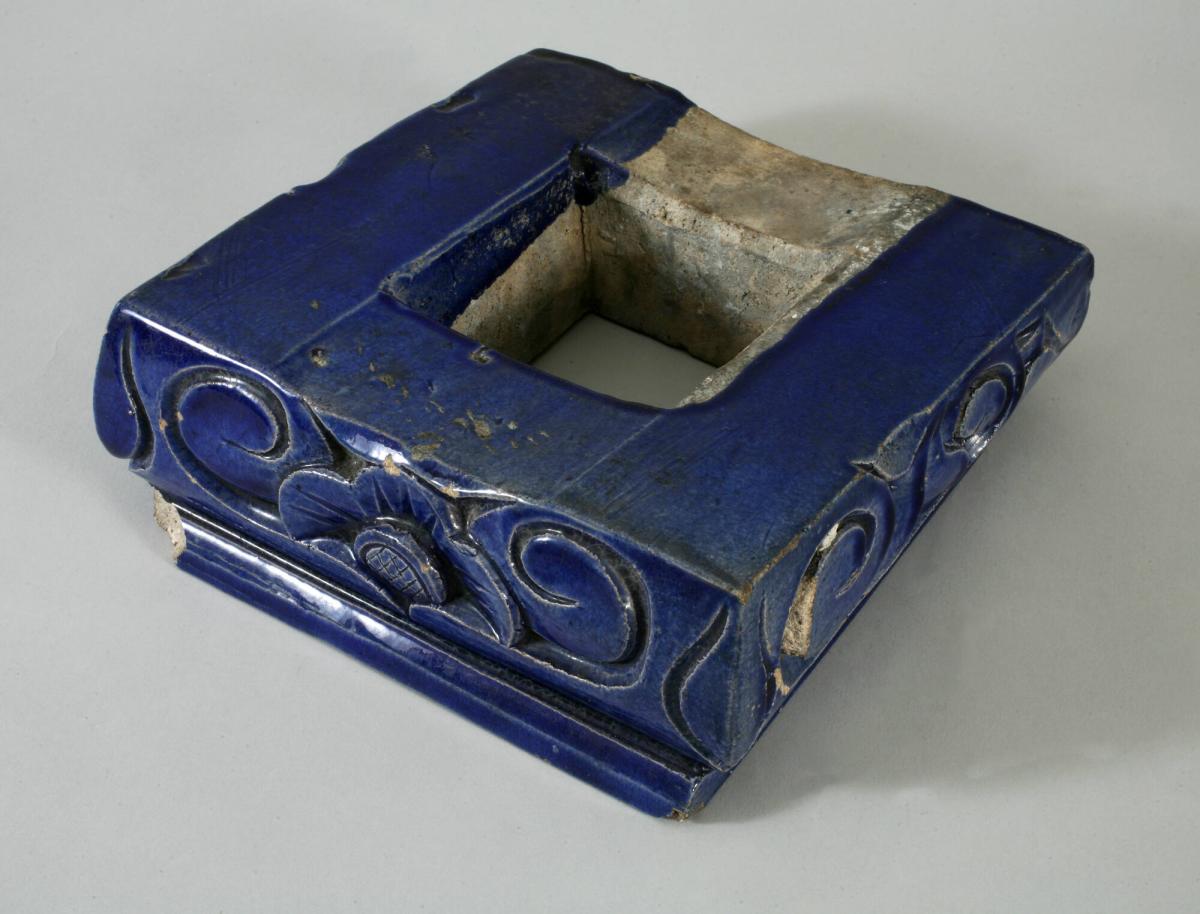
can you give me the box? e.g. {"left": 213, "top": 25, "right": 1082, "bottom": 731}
{"left": 152, "top": 489, "right": 186, "bottom": 560}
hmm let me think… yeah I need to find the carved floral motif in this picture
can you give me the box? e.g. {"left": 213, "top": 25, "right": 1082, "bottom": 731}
{"left": 277, "top": 464, "right": 523, "bottom": 643}
{"left": 151, "top": 360, "right": 653, "bottom": 686}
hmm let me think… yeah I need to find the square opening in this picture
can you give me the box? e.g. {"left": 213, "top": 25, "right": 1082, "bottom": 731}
{"left": 451, "top": 193, "right": 809, "bottom": 406}
{"left": 448, "top": 110, "right": 945, "bottom": 406}
{"left": 530, "top": 313, "right": 717, "bottom": 409}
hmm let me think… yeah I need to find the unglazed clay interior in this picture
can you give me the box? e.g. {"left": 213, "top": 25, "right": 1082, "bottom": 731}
{"left": 451, "top": 108, "right": 947, "bottom": 405}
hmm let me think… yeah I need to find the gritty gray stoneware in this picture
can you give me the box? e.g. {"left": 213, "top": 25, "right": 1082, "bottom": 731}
{"left": 93, "top": 50, "right": 1092, "bottom": 817}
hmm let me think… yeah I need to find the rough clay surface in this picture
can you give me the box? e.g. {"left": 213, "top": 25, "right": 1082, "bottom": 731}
{"left": 453, "top": 107, "right": 948, "bottom": 404}
{"left": 452, "top": 205, "right": 589, "bottom": 364}
{"left": 153, "top": 489, "right": 186, "bottom": 559}
{"left": 619, "top": 108, "right": 948, "bottom": 402}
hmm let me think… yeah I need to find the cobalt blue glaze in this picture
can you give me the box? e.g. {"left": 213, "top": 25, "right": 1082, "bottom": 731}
{"left": 93, "top": 50, "right": 1091, "bottom": 816}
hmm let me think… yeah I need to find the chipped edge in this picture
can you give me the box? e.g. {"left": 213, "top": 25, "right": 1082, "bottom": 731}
{"left": 152, "top": 489, "right": 186, "bottom": 560}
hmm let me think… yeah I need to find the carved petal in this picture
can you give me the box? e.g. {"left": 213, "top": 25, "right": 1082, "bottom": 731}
{"left": 355, "top": 468, "right": 523, "bottom": 644}
{"left": 278, "top": 468, "right": 364, "bottom": 539}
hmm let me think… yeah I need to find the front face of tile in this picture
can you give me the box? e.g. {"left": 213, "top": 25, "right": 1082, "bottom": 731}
{"left": 93, "top": 50, "right": 1091, "bottom": 814}
{"left": 97, "top": 311, "right": 748, "bottom": 768}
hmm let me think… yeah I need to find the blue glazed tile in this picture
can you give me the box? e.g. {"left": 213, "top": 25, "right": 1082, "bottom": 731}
{"left": 94, "top": 49, "right": 1091, "bottom": 816}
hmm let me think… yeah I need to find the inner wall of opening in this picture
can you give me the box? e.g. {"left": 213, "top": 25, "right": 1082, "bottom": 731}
{"left": 449, "top": 190, "right": 809, "bottom": 394}
{"left": 448, "top": 108, "right": 949, "bottom": 407}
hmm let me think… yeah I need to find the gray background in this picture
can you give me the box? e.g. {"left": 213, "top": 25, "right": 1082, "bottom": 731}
{"left": 2, "top": 1, "right": 1198, "bottom": 910}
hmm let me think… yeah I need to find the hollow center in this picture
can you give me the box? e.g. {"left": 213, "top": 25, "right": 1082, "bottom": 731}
{"left": 531, "top": 313, "right": 716, "bottom": 408}
{"left": 450, "top": 192, "right": 804, "bottom": 407}
{"left": 447, "top": 109, "right": 946, "bottom": 407}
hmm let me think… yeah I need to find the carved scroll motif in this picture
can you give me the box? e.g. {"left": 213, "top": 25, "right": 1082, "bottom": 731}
{"left": 151, "top": 362, "right": 654, "bottom": 683}
{"left": 779, "top": 324, "right": 1035, "bottom": 662}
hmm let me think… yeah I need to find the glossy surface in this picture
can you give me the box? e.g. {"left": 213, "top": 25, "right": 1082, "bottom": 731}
{"left": 93, "top": 49, "right": 1091, "bottom": 815}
